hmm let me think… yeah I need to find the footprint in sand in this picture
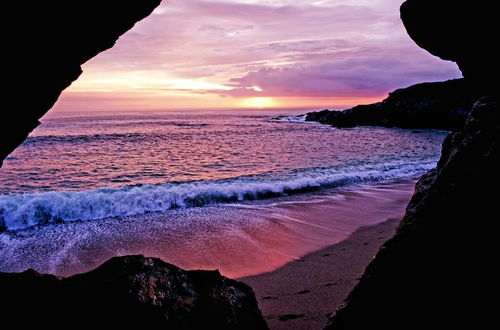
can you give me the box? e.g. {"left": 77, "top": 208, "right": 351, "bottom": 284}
{"left": 296, "top": 289, "right": 310, "bottom": 295}
{"left": 279, "top": 314, "right": 305, "bottom": 322}
{"left": 322, "top": 282, "right": 339, "bottom": 287}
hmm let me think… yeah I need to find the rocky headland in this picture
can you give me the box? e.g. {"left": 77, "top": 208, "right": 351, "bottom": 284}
{"left": 306, "top": 79, "right": 477, "bottom": 131}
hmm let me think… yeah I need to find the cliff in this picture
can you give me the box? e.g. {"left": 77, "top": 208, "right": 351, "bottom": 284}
{"left": 306, "top": 79, "right": 476, "bottom": 131}
{"left": 325, "top": 1, "right": 498, "bottom": 329}
{"left": 0, "top": 255, "right": 268, "bottom": 329}
{"left": 1, "top": 0, "right": 161, "bottom": 166}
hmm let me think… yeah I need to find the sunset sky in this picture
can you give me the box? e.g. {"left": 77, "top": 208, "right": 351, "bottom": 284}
{"left": 54, "top": 0, "right": 461, "bottom": 111}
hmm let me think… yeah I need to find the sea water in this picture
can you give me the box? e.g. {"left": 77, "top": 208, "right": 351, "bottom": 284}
{"left": 0, "top": 109, "right": 447, "bottom": 276}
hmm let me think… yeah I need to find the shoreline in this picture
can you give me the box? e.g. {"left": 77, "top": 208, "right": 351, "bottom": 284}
{"left": 241, "top": 217, "right": 401, "bottom": 330}
{"left": 0, "top": 179, "right": 415, "bottom": 278}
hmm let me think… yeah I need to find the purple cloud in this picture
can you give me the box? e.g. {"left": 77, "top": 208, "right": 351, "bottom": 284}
{"left": 59, "top": 0, "right": 462, "bottom": 110}
{"left": 223, "top": 48, "right": 460, "bottom": 98}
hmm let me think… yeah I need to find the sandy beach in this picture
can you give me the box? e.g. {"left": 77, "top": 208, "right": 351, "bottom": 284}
{"left": 0, "top": 176, "right": 414, "bottom": 330}
{"left": 241, "top": 217, "right": 400, "bottom": 330}
{"left": 0, "top": 180, "right": 414, "bottom": 279}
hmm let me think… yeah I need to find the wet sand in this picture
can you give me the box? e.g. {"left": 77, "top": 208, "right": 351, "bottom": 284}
{"left": 0, "top": 180, "right": 415, "bottom": 281}
{"left": 241, "top": 217, "right": 400, "bottom": 330}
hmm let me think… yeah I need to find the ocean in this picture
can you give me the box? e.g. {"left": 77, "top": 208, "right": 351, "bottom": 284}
{"left": 0, "top": 109, "right": 447, "bottom": 277}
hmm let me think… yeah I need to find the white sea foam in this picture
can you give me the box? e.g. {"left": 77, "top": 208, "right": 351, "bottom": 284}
{"left": 271, "top": 115, "right": 308, "bottom": 123}
{"left": 0, "top": 160, "right": 435, "bottom": 231}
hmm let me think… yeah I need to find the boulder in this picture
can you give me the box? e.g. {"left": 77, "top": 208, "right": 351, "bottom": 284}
{"left": 0, "top": 255, "right": 268, "bottom": 329}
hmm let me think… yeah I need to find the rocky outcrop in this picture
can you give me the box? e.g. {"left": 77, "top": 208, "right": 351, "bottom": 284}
{"left": 0, "top": 255, "right": 268, "bottom": 329}
{"left": 324, "top": 1, "right": 499, "bottom": 329}
{"left": 1, "top": 1, "right": 161, "bottom": 166}
{"left": 306, "top": 79, "right": 476, "bottom": 131}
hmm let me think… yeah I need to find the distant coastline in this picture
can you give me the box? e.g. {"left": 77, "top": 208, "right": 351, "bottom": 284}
{"left": 306, "top": 79, "right": 476, "bottom": 131}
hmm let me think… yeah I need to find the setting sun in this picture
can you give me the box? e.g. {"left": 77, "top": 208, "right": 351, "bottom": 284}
{"left": 240, "top": 97, "right": 277, "bottom": 109}
{"left": 49, "top": 0, "right": 459, "bottom": 112}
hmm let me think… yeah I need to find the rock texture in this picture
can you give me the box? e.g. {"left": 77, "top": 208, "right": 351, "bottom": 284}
{"left": 325, "top": 1, "right": 499, "bottom": 329}
{"left": 0, "top": 255, "right": 268, "bottom": 329}
{"left": 306, "top": 79, "right": 476, "bottom": 131}
{"left": 1, "top": 0, "right": 161, "bottom": 166}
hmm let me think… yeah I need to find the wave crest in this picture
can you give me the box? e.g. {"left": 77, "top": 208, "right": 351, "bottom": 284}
{"left": 0, "top": 161, "right": 434, "bottom": 231}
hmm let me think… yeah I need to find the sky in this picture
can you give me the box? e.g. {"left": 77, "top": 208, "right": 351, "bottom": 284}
{"left": 53, "top": 0, "right": 461, "bottom": 111}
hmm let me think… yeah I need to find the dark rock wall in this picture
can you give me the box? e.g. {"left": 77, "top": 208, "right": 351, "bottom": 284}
{"left": 1, "top": 0, "right": 161, "bottom": 166}
{"left": 400, "top": 0, "right": 497, "bottom": 89}
{"left": 325, "top": 1, "right": 498, "bottom": 329}
{"left": 0, "top": 255, "right": 268, "bottom": 329}
{"left": 325, "top": 97, "right": 498, "bottom": 329}
{"left": 306, "top": 79, "right": 476, "bottom": 131}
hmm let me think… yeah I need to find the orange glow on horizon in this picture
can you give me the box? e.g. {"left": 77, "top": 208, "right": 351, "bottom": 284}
{"left": 53, "top": 90, "right": 385, "bottom": 112}
{"left": 49, "top": 0, "right": 461, "bottom": 113}
{"left": 240, "top": 97, "right": 277, "bottom": 109}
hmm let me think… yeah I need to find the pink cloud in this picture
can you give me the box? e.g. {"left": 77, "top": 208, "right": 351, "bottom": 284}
{"left": 61, "top": 0, "right": 462, "bottom": 110}
{"left": 223, "top": 49, "right": 460, "bottom": 98}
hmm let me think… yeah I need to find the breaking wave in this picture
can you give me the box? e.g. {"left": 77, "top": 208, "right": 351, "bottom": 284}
{"left": 0, "top": 160, "right": 435, "bottom": 231}
{"left": 270, "top": 115, "right": 308, "bottom": 123}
